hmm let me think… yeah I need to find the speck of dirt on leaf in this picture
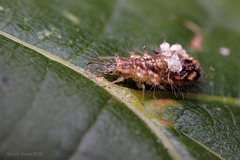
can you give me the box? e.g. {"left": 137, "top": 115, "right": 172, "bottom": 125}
{"left": 68, "top": 40, "right": 73, "bottom": 44}
{"left": 37, "top": 28, "right": 54, "bottom": 40}
{"left": 0, "top": 6, "right": 4, "bottom": 11}
{"left": 219, "top": 47, "right": 230, "bottom": 56}
{"left": 209, "top": 66, "right": 215, "bottom": 71}
{"left": 95, "top": 76, "right": 104, "bottom": 81}
{"left": 62, "top": 11, "right": 80, "bottom": 25}
{"left": 1, "top": 77, "right": 8, "bottom": 83}
{"left": 190, "top": 34, "right": 202, "bottom": 51}
{"left": 126, "top": 94, "right": 132, "bottom": 99}
{"left": 209, "top": 81, "right": 214, "bottom": 86}
{"left": 24, "top": 17, "right": 30, "bottom": 22}
{"left": 135, "top": 130, "right": 140, "bottom": 134}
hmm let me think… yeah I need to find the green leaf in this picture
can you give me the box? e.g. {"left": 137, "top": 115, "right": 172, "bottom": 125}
{"left": 0, "top": 0, "right": 240, "bottom": 160}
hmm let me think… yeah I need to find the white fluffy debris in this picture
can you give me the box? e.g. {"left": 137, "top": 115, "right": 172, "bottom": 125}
{"left": 160, "top": 42, "right": 170, "bottom": 51}
{"left": 159, "top": 42, "right": 191, "bottom": 73}
{"left": 164, "top": 52, "right": 182, "bottom": 72}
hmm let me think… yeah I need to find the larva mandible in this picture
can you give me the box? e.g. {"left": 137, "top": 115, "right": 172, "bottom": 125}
{"left": 87, "top": 42, "right": 202, "bottom": 101}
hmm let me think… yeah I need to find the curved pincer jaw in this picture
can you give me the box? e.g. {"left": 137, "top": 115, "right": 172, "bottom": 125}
{"left": 87, "top": 61, "right": 117, "bottom": 74}
{"left": 87, "top": 62, "right": 106, "bottom": 73}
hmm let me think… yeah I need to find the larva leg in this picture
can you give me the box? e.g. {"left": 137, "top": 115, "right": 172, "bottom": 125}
{"left": 136, "top": 82, "right": 145, "bottom": 103}
{"left": 157, "top": 84, "right": 165, "bottom": 90}
{"left": 112, "top": 77, "right": 125, "bottom": 84}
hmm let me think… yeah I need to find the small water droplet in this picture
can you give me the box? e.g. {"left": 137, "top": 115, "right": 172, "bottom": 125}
{"left": 219, "top": 47, "right": 230, "bottom": 56}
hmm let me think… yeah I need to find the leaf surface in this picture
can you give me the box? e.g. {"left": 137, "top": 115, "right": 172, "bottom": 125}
{"left": 0, "top": 0, "right": 240, "bottom": 160}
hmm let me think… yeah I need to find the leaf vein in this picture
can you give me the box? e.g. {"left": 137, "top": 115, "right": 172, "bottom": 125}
{"left": 0, "top": 61, "right": 50, "bottom": 144}
{"left": 65, "top": 0, "right": 119, "bottom": 61}
{"left": 1, "top": 8, "right": 17, "bottom": 30}
{"left": 66, "top": 97, "right": 113, "bottom": 160}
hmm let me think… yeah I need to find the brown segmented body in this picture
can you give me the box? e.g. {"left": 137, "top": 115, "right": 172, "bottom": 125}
{"left": 87, "top": 42, "right": 202, "bottom": 92}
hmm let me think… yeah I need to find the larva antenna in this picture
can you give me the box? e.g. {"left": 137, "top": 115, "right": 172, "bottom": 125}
{"left": 87, "top": 62, "right": 106, "bottom": 73}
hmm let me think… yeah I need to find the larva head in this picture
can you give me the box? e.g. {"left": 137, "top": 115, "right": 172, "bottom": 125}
{"left": 104, "top": 61, "right": 117, "bottom": 75}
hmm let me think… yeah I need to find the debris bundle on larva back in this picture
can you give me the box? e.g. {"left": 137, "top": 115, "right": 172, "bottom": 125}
{"left": 87, "top": 42, "right": 202, "bottom": 101}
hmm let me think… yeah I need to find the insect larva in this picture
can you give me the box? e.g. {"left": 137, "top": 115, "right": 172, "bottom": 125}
{"left": 87, "top": 42, "right": 202, "bottom": 102}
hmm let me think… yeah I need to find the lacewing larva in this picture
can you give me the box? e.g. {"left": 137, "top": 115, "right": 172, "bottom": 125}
{"left": 87, "top": 42, "right": 202, "bottom": 102}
